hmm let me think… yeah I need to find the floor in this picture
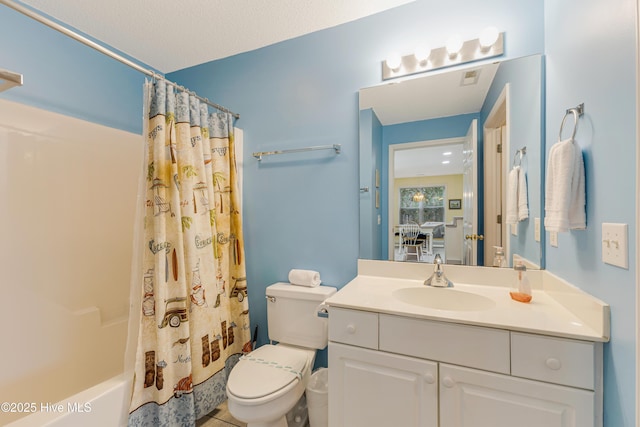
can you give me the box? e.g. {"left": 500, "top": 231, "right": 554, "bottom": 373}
{"left": 196, "top": 401, "right": 247, "bottom": 427}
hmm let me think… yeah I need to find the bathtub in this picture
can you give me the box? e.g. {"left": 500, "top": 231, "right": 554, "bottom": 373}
{"left": 5, "top": 374, "right": 131, "bottom": 427}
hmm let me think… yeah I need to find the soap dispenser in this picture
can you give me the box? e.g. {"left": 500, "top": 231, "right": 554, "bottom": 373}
{"left": 510, "top": 262, "right": 532, "bottom": 303}
{"left": 493, "top": 246, "right": 507, "bottom": 268}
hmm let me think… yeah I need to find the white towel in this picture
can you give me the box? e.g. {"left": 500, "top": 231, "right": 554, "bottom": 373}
{"left": 506, "top": 167, "right": 519, "bottom": 224}
{"left": 544, "top": 138, "right": 586, "bottom": 232}
{"left": 288, "top": 269, "right": 321, "bottom": 287}
{"left": 517, "top": 166, "right": 529, "bottom": 221}
{"left": 568, "top": 140, "right": 586, "bottom": 230}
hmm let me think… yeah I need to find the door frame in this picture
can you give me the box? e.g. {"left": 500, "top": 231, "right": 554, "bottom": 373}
{"left": 483, "top": 84, "right": 510, "bottom": 266}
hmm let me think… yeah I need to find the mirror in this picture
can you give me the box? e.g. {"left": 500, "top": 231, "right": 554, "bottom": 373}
{"left": 359, "top": 54, "right": 544, "bottom": 268}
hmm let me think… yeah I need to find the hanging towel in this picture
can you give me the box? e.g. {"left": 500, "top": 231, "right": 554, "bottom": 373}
{"left": 288, "top": 269, "right": 321, "bottom": 287}
{"left": 506, "top": 167, "right": 519, "bottom": 224}
{"left": 544, "top": 138, "right": 586, "bottom": 232}
{"left": 568, "top": 140, "right": 586, "bottom": 229}
{"left": 517, "top": 166, "right": 529, "bottom": 221}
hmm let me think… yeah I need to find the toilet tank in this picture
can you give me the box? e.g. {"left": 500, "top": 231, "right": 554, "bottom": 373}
{"left": 266, "top": 283, "right": 337, "bottom": 349}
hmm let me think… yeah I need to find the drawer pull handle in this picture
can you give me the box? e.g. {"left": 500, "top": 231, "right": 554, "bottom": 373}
{"left": 424, "top": 373, "right": 435, "bottom": 384}
{"left": 545, "top": 357, "right": 562, "bottom": 370}
{"left": 442, "top": 376, "right": 455, "bottom": 388}
{"left": 346, "top": 324, "right": 356, "bottom": 334}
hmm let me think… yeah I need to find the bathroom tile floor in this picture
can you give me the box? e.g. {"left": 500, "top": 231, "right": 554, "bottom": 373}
{"left": 196, "top": 401, "right": 247, "bottom": 427}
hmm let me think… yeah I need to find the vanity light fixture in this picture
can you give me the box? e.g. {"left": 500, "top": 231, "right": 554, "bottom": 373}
{"left": 442, "top": 151, "right": 452, "bottom": 156}
{"left": 414, "top": 45, "right": 431, "bottom": 63}
{"left": 445, "top": 35, "right": 463, "bottom": 58}
{"left": 479, "top": 26, "right": 500, "bottom": 51}
{"left": 385, "top": 54, "right": 402, "bottom": 71}
{"left": 442, "top": 160, "right": 451, "bottom": 165}
{"left": 382, "top": 27, "right": 504, "bottom": 80}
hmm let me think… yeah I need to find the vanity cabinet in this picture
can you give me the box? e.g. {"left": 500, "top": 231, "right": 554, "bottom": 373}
{"left": 328, "top": 307, "right": 602, "bottom": 427}
{"left": 329, "top": 342, "right": 438, "bottom": 427}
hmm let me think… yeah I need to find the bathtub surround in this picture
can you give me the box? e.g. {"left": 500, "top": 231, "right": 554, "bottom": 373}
{"left": 127, "top": 81, "right": 250, "bottom": 424}
{"left": 0, "top": 100, "right": 142, "bottom": 425}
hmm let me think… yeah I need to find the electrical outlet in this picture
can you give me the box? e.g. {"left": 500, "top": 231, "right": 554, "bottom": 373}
{"left": 550, "top": 231, "right": 558, "bottom": 247}
{"left": 377, "top": 215, "right": 381, "bottom": 225}
{"left": 602, "top": 223, "right": 628, "bottom": 268}
{"left": 534, "top": 218, "right": 540, "bottom": 242}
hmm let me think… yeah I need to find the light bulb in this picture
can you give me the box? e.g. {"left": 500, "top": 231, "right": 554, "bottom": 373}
{"left": 386, "top": 54, "right": 402, "bottom": 70}
{"left": 479, "top": 26, "right": 499, "bottom": 50}
{"left": 446, "top": 35, "right": 463, "bottom": 58}
{"left": 414, "top": 45, "right": 431, "bottom": 63}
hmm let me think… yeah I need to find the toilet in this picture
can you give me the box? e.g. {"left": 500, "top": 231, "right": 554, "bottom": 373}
{"left": 226, "top": 282, "right": 337, "bottom": 427}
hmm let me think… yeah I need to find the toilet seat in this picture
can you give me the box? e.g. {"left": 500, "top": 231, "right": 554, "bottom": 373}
{"left": 227, "top": 344, "right": 310, "bottom": 400}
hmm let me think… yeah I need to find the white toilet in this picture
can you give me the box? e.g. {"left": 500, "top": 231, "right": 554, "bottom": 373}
{"left": 226, "top": 282, "right": 337, "bottom": 427}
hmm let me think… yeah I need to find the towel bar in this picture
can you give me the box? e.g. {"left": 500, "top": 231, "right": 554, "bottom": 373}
{"left": 253, "top": 144, "right": 341, "bottom": 161}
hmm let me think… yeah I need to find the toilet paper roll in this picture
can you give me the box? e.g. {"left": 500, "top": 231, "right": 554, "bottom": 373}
{"left": 288, "top": 269, "right": 321, "bottom": 287}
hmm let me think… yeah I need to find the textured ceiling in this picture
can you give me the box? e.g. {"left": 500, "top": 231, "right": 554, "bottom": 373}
{"left": 19, "top": 0, "right": 414, "bottom": 73}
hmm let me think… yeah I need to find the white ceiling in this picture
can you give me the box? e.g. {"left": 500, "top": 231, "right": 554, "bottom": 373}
{"left": 19, "top": 0, "right": 415, "bottom": 73}
{"left": 395, "top": 143, "right": 464, "bottom": 178}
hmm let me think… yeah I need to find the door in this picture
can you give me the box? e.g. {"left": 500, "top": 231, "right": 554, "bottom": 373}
{"left": 483, "top": 126, "right": 504, "bottom": 265}
{"left": 439, "top": 364, "right": 596, "bottom": 427}
{"left": 462, "top": 119, "right": 478, "bottom": 265}
{"left": 483, "top": 85, "right": 509, "bottom": 266}
{"left": 329, "top": 342, "right": 438, "bottom": 427}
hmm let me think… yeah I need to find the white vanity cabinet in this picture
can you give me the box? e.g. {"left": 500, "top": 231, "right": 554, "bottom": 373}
{"left": 328, "top": 307, "right": 603, "bottom": 427}
{"left": 329, "top": 342, "right": 438, "bottom": 427}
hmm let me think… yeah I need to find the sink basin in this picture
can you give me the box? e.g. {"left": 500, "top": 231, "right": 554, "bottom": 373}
{"left": 392, "top": 287, "right": 496, "bottom": 311}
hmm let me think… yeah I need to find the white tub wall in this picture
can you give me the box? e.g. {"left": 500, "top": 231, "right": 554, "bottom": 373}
{"left": 0, "top": 99, "right": 142, "bottom": 425}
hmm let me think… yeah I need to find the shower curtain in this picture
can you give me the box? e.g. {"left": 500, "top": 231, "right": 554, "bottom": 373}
{"left": 128, "top": 80, "right": 250, "bottom": 426}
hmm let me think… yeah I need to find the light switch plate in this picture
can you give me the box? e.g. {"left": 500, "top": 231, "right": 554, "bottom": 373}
{"left": 534, "top": 218, "right": 540, "bottom": 242}
{"left": 602, "top": 223, "right": 628, "bottom": 268}
{"left": 550, "top": 231, "right": 558, "bottom": 247}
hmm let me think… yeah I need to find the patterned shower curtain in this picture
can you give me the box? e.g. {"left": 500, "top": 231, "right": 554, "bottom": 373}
{"left": 128, "top": 80, "right": 251, "bottom": 426}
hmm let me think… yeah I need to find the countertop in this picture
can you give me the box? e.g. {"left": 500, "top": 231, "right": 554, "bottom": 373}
{"left": 324, "top": 273, "right": 609, "bottom": 342}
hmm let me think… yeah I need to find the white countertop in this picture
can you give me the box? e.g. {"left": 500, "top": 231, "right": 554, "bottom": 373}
{"left": 324, "top": 267, "right": 610, "bottom": 342}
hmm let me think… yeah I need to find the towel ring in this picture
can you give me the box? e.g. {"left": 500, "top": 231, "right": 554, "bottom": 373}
{"left": 512, "top": 147, "right": 526, "bottom": 167}
{"left": 559, "top": 103, "right": 584, "bottom": 141}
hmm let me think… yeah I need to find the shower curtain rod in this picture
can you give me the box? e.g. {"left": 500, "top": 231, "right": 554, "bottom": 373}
{"left": 0, "top": 0, "right": 239, "bottom": 119}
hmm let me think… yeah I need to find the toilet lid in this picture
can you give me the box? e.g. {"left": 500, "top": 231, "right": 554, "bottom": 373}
{"left": 227, "top": 345, "right": 308, "bottom": 399}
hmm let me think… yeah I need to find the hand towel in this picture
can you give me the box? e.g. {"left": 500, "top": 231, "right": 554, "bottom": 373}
{"left": 288, "top": 269, "right": 321, "bottom": 287}
{"left": 506, "top": 166, "right": 519, "bottom": 224}
{"left": 517, "top": 166, "right": 529, "bottom": 221}
{"left": 544, "top": 138, "right": 586, "bottom": 232}
{"left": 568, "top": 140, "right": 586, "bottom": 229}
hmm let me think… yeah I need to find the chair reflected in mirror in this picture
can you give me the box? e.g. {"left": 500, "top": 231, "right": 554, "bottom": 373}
{"left": 400, "top": 223, "right": 423, "bottom": 262}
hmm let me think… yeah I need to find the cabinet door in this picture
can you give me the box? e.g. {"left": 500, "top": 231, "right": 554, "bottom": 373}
{"left": 439, "top": 364, "right": 596, "bottom": 427}
{"left": 329, "top": 342, "right": 438, "bottom": 427}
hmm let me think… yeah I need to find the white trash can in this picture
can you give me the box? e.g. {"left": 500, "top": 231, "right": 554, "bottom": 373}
{"left": 306, "top": 368, "right": 328, "bottom": 427}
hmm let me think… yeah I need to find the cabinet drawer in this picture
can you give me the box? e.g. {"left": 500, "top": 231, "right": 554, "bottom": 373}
{"left": 511, "top": 332, "right": 597, "bottom": 389}
{"left": 329, "top": 307, "right": 378, "bottom": 349}
{"left": 379, "top": 314, "right": 510, "bottom": 374}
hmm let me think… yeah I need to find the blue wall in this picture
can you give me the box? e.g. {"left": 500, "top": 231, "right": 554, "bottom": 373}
{"left": 545, "top": 1, "right": 637, "bottom": 425}
{"left": 0, "top": 4, "right": 147, "bottom": 134}
{"left": 169, "top": 0, "right": 544, "bottom": 367}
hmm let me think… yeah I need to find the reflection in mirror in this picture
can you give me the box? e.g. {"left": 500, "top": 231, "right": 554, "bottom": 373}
{"left": 359, "top": 54, "right": 544, "bottom": 269}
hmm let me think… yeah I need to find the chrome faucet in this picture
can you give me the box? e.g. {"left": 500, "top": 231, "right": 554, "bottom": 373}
{"left": 424, "top": 254, "right": 453, "bottom": 287}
